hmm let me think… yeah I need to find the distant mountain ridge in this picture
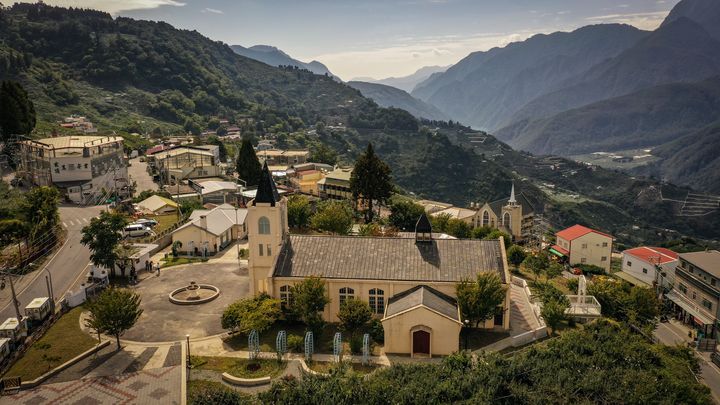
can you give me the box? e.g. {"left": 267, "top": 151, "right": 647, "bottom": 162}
{"left": 411, "top": 24, "right": 648, "bottom": 130}
{"left": 230, "top": 44, "right": 333, "bottom": 76}
{"left": 347, "top": 81, "right": 449, "bottom": 121}
{"left": 353, "top": 65, "right": 449, "bottom": 93}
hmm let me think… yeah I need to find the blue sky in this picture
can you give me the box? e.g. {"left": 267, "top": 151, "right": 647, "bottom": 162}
{"left": 35, "top": 1, "right": 680, "bottom": 80}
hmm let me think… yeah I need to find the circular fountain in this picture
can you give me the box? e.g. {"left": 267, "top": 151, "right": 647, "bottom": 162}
{"left": 169, "top": 281, "right": 220, "bottom": 305}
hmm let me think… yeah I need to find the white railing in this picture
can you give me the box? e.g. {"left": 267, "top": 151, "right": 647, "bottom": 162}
{"left": 566, "top": 295, "right": 602, "bottom": 316}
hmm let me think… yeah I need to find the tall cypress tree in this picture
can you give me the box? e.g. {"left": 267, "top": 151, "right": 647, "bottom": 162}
{"left": 350, "top": 143, "right": 392, "bottom": 222}
{"left": 235, "top": 137, "right": 262, "bottom": 186}
{"left": 0, "top": 80, "right": 36, "bottom": 141}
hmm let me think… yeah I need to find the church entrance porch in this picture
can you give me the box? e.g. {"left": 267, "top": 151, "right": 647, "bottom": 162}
{"left": 412, "top": 328, "right": 431, "bottom": 357}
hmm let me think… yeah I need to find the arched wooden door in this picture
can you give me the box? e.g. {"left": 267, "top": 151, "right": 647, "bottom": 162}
{"left": 412, "top": 330, "right": 430, "bottom": 355}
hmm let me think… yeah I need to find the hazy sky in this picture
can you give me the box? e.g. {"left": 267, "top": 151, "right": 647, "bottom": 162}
{"left": 30, "top": 0, "right": 680, "bottom": 80}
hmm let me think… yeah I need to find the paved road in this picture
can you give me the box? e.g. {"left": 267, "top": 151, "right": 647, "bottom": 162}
{"left": 655, "top": 321, "right": 720, "bottom": 404}
{"left": 0, "top": 205, "right": 104, "bottom": 321}
{"left": 128, "top": 157, "right": 158, "bottom": 197}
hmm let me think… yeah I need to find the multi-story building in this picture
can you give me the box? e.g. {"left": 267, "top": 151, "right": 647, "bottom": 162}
{"left": 287, "top": 163, "right": 333, "bottom": 196}
{"left": 19, "top": 136, "right": 127, "bottom": 204}
{"left": 317, "top": 167, "right": 353, "bottom": 200}
{"left": 551, "top": 224, "right": 613, "bottom": 272}
{"left": 257, "top": 149, "right": 310, "bottom": 168}
{"left": 150, "top": 146, "right": 222, "bottom": 183}
{"left": 620, "top": 246, "right": 678, "bottom": 288}
{"left": 666, "top": 250, "right": 720, "bottom": 339}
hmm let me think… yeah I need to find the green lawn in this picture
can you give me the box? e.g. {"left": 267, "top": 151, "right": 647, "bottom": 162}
{"left": 187, "top": 379, "right": 252, "bottom": 404}
{"left": 4, "top": 307, "right": 97, "bottom": 381}
{"left": 307, "top": 360, "right": 380, "bottom": 375}
{"left": 190, "top": 356, "right": 286, "bottom": 378}
{"left": 223, "top": 321, "right": 341, "bottom": 354}
{"left": 160, "top": 256, "right": 208, "bottom": 268}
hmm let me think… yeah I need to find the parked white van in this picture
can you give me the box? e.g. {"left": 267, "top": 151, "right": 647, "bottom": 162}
{"left": 123, "top": 224, "right": 152, "bottom": 238}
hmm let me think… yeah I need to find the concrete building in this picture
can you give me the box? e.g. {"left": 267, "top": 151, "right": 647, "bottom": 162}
{"left": 247, "top": 163, "right": 511, "bottom": 357}
{"left": 473, "top": 184, "right": 535, "bottom": 241}
{"left": 113, "top": 243, "right": 159, "bottom": 278}
{"left": 18, "top": 136, "right": 127, "bottom": 204}
{"left": 551, "top": 224, "right": 613, "bottom": 272}
{"left": 287, "top": 163, "right": 333, "bottom": 196}
{"left": 317, "top": 167, "right": 353, "bottom": 200}
{"left": 257, "top": 149, "right": 310, "bottom": 167}
{"left": 171, "top": 204, "right": 247, "bottom": 256}
{"left": 666, "top": 250, "right": 720, "bottom": 339}
{"left": 151, "top": 146, "right": 222, "bottom": 183}
{"left": 619, "top": 246, "right": 678, "bottom": 288}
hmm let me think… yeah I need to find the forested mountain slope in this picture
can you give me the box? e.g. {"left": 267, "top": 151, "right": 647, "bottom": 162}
{"left": 347, "top": 81, "right": 449, "bottom": 121}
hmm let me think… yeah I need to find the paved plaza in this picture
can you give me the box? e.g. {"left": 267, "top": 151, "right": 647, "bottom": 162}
{"left": 122, "top": 261, "right": 250, "bottom": 342}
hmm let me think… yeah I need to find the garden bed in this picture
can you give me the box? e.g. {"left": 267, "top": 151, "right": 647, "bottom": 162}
{"left": 306, "top": 360, "right": 380, "bottom": 376}
{"left": 190, "top": 356, "right": 286, "bottom": 379}
{"left": 223, "top": 322, "right": 343, "bottom": 354}
{"left": 160, "top": 256, "right": 208, "bottom": 268}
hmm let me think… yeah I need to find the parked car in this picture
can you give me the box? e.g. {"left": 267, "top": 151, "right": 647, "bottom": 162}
{"left": 123, "top": 224, "right": 152, "bottom": 238}
{"left": 134, "top": 218, "right": 158, "bottom": 228}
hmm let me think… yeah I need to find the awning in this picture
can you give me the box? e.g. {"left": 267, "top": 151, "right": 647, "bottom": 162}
{"left": 666, "top": 290, "right": 715, "bottom": 325}
{"left": 549, "top": 245, "right": 568, "bottom": 257}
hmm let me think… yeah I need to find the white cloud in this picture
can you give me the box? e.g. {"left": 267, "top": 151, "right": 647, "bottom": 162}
{"left": 26, "top": 0, "right": 186, "bottom": 15}
{"left": 585, "top": 11, "right": 669, "bottom": 30}
{"left": 201, "top": 8, "right": 224, "bottom": 14}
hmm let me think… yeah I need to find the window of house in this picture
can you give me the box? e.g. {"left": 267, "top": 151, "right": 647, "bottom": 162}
{"left": 84, "top": 163, "right": 89, "bottom": 169}
{"left": 602, "top": 242, "right": 608, "bottom": 247}
{"left": 601, "top": 256, "right": 607, "bottom": 262}
{"left": 692, "top": 291, "right": 697, "bottom": 300}
{"left": 642, "top": 268, "right": 648, "bottom": 274}
{"left": 369, "top": 288, "right": 385, "bottom": 315}
{"left": 258, "top": 244, "right": 264, "bottom": 256}
{"left": 266, "top": 244, "right": 271, "bottom": 256}
{"left": 703, "top": 299, "right": 713, "bottom": 311}
{"left": 580, "top": 258, "right": 587, "bottom": 264}
{"left": 279, "top": 285, "right": 292, "bottom": 308}
{"left": 712, "top": 279, "right": 717, "bottom": 287}
{"left": 258, "top": 216, "right": 270, "bottom": 234}
{"left": 581, "top": 243, "right": 588, "bottom": 249}
{"left": 679, "top": 283, "right": 687, "bottom": 294}
{"left": 627, "top": 261, "right": 632, "bottom": 267}
{"left": 339, "top": 287, "right": 354, "bottom": 306}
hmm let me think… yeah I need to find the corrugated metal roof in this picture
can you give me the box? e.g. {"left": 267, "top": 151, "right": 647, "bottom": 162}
{"left": 274, "top": 235, "right": 506, "bottom": 282}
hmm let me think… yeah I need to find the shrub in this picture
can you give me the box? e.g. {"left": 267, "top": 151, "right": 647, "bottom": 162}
{"left": 368, "top": 318, "right": 384, "bottom": 344}
{"left": 349, "top": 335, "right": 363, "bottom": 354}
{"left": 288, "top": 334, "right": 304, "bottom": 353}
{"left": 574, "top": 263, "right": 605, "bottom": 275}
{"left": 567, "top": 278, "right": 579, "bottom": 294}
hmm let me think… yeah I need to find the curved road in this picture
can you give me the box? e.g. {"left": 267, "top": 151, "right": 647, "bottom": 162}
{"left": 0, "top": 205, "right": 104, "bottom": 321}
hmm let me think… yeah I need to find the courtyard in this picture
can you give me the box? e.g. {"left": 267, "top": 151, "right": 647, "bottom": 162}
{"left": 121, "top": 260, "right": 250, "bottom": 342}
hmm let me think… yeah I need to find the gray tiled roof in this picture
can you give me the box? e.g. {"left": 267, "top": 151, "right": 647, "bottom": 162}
{"left": 273, "top": 235, "right": 506, "bottom": 282}
{"left": 384, "top": 285, "right": 459, "bottom": 321}
{"left": 486, "top": 192, "right": 536, "bottom": 217}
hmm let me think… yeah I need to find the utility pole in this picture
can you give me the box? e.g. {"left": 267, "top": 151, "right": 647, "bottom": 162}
{"left": 1, "top": 270, "right": 23, "bottom": 321}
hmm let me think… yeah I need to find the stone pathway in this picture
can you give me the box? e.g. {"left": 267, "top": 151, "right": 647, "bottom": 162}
{"left": 7, "top": 366, "right": 182, "bottom": 404}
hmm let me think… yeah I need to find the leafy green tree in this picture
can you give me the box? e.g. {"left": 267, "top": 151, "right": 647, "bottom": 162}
{"left": 23, "top": 186, "right": 60, "bottom": 243}
{"left": 309, "top": 142, "right": 338, "bottom": 165}
{"left": 337, "top": 298, "right": 372, "bottom": 339}
{"left": 430, "top": 213, "right": 451, "bottom": 232}
{"left": 484, "top": 229, "right": 512, "bottom": 249}
{"left": 85, "top": 287, "right": 143, "bottom": 349}
{"left": 236, "top": 137, "right": 262, "bottom": 186}
{"left": 388, "top": 199, "right": 425, "bottom": 231}
{"left": 113, "top": 243, "right": 137, "bottom": 278}
{"left": 290, "top": 276, "right": 330, "bottom": 333}
{"left": 541, "top": 297, "right": 569, "bottom": 335}
{"left": 522, "top": 253, "right": 549, "bottom": 281}
{"left": 221, "top": 295, "right": 281, "bottom": 335}
{"left": 627, "top": 286, "right": 660, "bottom": 325}
{"left": 471, "top": 226, "right": 493, "bottom": 239}
{"left": 506, "top": 245, "right": 526, "bottom": 270}
{"left": 545, "top": 262, "right": 564, "bottom": 280}
{"left": 287, "top": 194, "right": 311, "bottom": 229}
{"left": 350, "top": 143, "right": 392, "bottom": 222}
{"left": 456, "top": 273, "right": 507, "bottom": 328}
{"left": 0, "top": 219, "right": 28, "bottom": 247}
{"left": 310, "top": 200, "right": 353, "bottom": 235}
{"left": 0, "top": 80, "right": 36, "bottom": 141}
{"left": 445, "top": 218, "right": 471, "bottom": 238}
{"left": 81, "top": 211, "right": 129, "bottom": 271}
{"left": 206, "top": 135, "right": 228, "bottom": 162}
{"left": 189, "top": 382, "right": 252, "bottom": 405}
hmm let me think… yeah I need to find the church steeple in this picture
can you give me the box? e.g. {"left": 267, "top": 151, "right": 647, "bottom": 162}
{"left": 508, "top": 182, "right": 517, "bottom": 205}
{"left": 254, "top": 161, "right": 280, "bottom": 206}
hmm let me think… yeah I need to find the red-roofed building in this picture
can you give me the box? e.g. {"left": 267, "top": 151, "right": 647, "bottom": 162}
{"left": 145, "top": 144, "right": 166, "bottom": 156}
{"left": 621, "top": 247, "right": 679, "bottom": 287}
{"left": 554, "top": 224, "right": 614, "bottom": 272}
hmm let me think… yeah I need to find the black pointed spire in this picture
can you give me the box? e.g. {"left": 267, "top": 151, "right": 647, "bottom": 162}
{"left": 253, "top": 161, "right": 280, "bottom": 206}
{"left": 415, "top": 213, "right": 433, "bottom": 243}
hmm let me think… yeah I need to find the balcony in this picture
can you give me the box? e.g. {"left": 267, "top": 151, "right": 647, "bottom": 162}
{"left": 666, "top": 290, "right": 716, "bottom": 325}
{"left": 565, "top": 295, "right": 602, "bottom": 318}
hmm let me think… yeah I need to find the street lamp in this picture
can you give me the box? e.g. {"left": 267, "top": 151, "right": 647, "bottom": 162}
{"left": 186, "top": 334, "right": 191, "bottom": 368}
{"left": 464, "top": 319, "right": 470, "bottom": 350}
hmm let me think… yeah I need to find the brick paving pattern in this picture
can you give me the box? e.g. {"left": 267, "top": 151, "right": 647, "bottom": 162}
{"left": 7, "top": 366, "right": 181, "bottom": 404}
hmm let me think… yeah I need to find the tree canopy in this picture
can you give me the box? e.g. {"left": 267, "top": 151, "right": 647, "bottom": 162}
{"left": 350, "top": 143, "right": 392, "bottom": 222}
{"left": 337, "top": 298, "right": 372, "bottom": 338}
{"left": 456, "top": 272, "right": 507, "bottom": 327}
{"left": 287, "top": 194, "right": 311, "bottom": 229}
{"left": 221, "top": 295, "right": 281, "bottom": 335}
{"left": 310, "top": 200, "right": 353, "bottom": 235}
{"left": 0, "top": 80, "right": 35, "bottom": 141}
{"left": 236, "top": 137, "right": 262, "bottom": 186}
{"left": 388, "top": 198, "right": 426, "bottom": 231}
{"left": 85, "top": 287, "right": 143, "bottom": 349}
{"left": 81, "top": 211, "right": 129, "bottom": 270}
{"left": 290, "top": 276, "right": 330, "bottom": 333}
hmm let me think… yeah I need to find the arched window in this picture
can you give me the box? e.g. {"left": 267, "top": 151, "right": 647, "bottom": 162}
{"left": 369, "top": 288, "right": 385, "bottom": 315}
{"left": 258, "top": 216, "right": 270, "bottom": 234}
{"left": 503, "top": 212, "right": 511, "bottom": 227}
{"left": 339, "top": 287, "right": 355, "bottom": 306}
{"left": 482, "top": 211, "right": 489, "bottom": 227}
{"left": 279, "top": 285, "right": 292, "bottom": 309}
